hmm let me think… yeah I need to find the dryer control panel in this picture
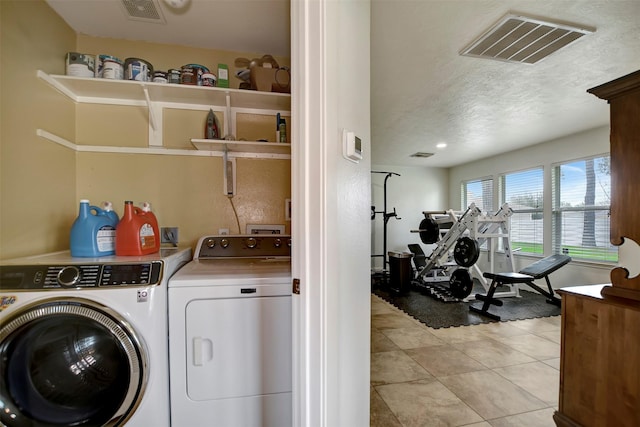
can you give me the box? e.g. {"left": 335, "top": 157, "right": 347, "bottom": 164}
{"left": 0, "top": 261, "right": 163, "bottom": 290}
{"left": 196, "top": 235, "right": 292, "bottom": 259}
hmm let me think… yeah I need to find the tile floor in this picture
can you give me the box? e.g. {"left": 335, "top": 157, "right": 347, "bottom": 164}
{"left": 370, "top": 294, "right": 561, "bottom": 427}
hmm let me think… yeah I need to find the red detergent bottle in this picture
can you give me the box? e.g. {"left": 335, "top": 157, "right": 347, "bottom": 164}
{"left": 116, "top": 200, "right": 160, "bottom": 255}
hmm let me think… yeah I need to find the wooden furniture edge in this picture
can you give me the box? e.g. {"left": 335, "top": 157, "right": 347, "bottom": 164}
{"left": 553, "top": 411, "right": 583, "bottom": 427}
{"left": 587, "top": 69, "right": 640, "bottom": 100}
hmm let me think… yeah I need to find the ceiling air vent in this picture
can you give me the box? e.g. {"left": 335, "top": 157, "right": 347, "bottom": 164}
{"left": 411, "top": 152, "right": 434, "bottom": 158}
{"left": 460, "top": 14, "right": 595, "bottom": 64}
{"left": 121, "top": 0, "right": 166, "bottom": 23}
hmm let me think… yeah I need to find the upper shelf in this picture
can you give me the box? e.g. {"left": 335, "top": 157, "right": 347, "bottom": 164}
{"left": 37, "top": 70, "right": 291, "bottom": 110}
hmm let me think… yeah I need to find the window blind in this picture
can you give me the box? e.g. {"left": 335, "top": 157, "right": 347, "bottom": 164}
{"left": 461, "top": 177, "right": 493, "bottom": 212}
{"left": 500, "top": 168, "right": 544, "bottom": 255}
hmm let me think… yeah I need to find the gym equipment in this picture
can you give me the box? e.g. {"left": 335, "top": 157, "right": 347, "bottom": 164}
{"left": 469, "top": 254, "right": 572, "bottom": 320}
{"left": 408, "top": 243, "right": 471, "bottom": 301}
{"left": 453, "top": 236, "right": 480, "bottom": 267}
{"left": 410, "top": 203, "right": 518, "bottom": 301}
{"left": 371, "top": 171, "right": 401, "bottom": 283}
{"left": 418, "top": 217, "right": 440, "bottom": 244}
{"left": 449, "top": 268, "right": 473, "bottom": 299}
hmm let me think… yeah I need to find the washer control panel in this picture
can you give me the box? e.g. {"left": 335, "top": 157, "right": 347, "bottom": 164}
{"left": 0, "top": 261, "right": 163, "bottom": 290}
{"left": 196, "top": 235, "right": 292, "bottom": 259}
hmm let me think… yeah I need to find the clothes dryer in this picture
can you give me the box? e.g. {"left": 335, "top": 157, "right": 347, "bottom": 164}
{"left": 0, "top": 247, "right": 191, "bottom": 427}
{"left": 168, "top": 235, "right": 292, "bottom": 427}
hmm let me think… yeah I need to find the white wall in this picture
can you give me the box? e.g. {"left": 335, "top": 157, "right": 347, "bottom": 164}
{"left": 329, "top": 1, "right": 371, "bottom": 425}
{"left": 371, "top": 165, "right": 448, "bottom": 270}
{"left": 291, "top": 0, "right": 371, "bottom": 426}
{"left": 449, "top": 125, "right": 614, "bottom": 287}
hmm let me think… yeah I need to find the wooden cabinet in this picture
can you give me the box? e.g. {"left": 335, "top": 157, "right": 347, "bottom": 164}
{"left": 587, "top": 70, "right": 640, "bottom": 300}
{"left": 554, "top": 70, "right": 640, "bottom": 426}
{"left": 554, "top": 285, "right": 640, "bottom": 427}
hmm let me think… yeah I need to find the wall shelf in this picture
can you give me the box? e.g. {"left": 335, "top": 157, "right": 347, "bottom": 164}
{"left": 36, "top": 71, "right": 292, "bottom": 159}
{"left": 191, "top": 139, "right": 291, "bottom": 156}
{"left": 36, "top": 130, "right": 291, "bottom": 159}
{"left": 37, "top": 70, "right": 291, "bottom": 110}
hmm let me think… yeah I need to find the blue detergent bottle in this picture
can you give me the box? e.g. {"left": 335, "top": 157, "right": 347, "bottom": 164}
{"left": 101, "top": 201, "right": 120, "bottom": 226}
{"left": 70, "top": 199, "right": 117, "bottom": 257}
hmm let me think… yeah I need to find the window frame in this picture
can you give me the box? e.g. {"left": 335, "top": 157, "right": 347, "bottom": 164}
{"left": 551, "top": 153, "right": 617, "bottom": 264}
{"left": 461, "top": 176, "right": 494, "bottom": 213}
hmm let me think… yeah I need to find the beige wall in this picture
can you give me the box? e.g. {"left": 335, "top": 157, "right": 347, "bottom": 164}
{"left": 0, "top": 0, "right": 291, "bottom": 259}
{"left": 1, "top": 0, "right": 77, "bottom": 259}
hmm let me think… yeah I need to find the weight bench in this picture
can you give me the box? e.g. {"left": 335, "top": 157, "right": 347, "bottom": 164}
{"left": 469, "top": 254, "right": 571, "bottom": 321}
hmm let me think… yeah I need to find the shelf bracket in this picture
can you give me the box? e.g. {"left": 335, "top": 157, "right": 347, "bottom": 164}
{"left": 225, "top": 92, "right": 232, "bottom": 139}
{"left": 142, "top": 85, "right": 158, "bottom": 131}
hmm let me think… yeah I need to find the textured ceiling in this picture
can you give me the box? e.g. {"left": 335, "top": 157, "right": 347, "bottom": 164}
{"left": 46, "top": 0, "right": 640, "bottom": 168}
{"left": 370, "top": 0, "right": 640, "bottom": 167}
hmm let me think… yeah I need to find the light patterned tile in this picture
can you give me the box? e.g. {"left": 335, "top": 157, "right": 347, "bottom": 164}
{"left": 406, "top": 345, "right": 486, "bottom": 377}
{"left": 473, "top": 321, "right": 531, "bottom": 339}
{"left": 488, "top": 407, "right": 557, "bottom": 427}
{"left": 370, "top": 386, "right": 402, "bottom": 427}
{"left": 370, "top": 350, "right": 433, "bottom": 385}
{"left": 542, "top": 315, "right": 562, "bottom": 328}
{"left": 463, "top": 423, "right": 492, "bottom": 427}
{"left": 453, "top": 338, "right": 536, "bottom": 369}
{"left": 371, "top": 296, "right": 397, "bottom": 315}
{"left": 377, "top": 379, "right": 483, "bottom": 427}
{"left": 493, "top": 361, "right": 560, "bottom": 405}
{"left": 439, "top": 370, "right": 547, "bottom": 419}
{"left": 371, "top": 312, "right": 418, "bottom": 330}
{"left": 496, "top": 334, "right": 560, "bottom": 360}
{"left": 371, "top": 328, "right": 401, "bottom": 353}
{"left": 542, "top": 358, "right": 560, "bottom": 370}
{"left": 535, "top": 329, "right": 561, "bottom": 344}
{"left": 381, "top": 327, "right": 445, "bottom": 349}
{"left": 428, "top": 324, "right": 490, "bottom": 344}
{"left": 508, "top": 317, "right": 560, "bottom": 333}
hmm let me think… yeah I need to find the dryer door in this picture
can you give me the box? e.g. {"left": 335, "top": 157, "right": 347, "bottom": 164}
{"left": 0, "top": 298, "right": 146, "bottom": 427}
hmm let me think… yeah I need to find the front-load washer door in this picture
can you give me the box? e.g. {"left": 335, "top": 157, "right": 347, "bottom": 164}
{"left": 0, "top": 298, "right": 147, "bottom": 427}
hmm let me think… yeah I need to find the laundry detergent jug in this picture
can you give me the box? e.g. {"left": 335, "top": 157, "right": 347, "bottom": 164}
{"left": 101, "top": 201, "right": 120, "bottom": 226}
{"left": 116, "top": 200, "right": 160, "bottom": 255}
{"left": 70, "top": 199, "right": 117, "bottom": 257}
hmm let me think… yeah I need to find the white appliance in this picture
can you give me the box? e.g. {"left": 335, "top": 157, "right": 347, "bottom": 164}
{"left": 168, "top": 235, "right": 292, "bottom": 427}
{"left": 0, "top": 247, "right": 191, "bottom": 427}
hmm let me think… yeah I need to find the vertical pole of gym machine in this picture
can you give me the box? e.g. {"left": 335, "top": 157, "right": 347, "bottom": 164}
{"left": 372, "top": 171, "right": 400, "bottom": 280}
{"left": 382, "top": 172, "right": 392, "bottom": 272}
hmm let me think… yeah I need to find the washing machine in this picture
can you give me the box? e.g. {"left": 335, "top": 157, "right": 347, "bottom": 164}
{"left": 0, "top": 247, "right": 191, "bottom": 427}
{"left": 168, "top": 235, "right": 292, "bottom": 427}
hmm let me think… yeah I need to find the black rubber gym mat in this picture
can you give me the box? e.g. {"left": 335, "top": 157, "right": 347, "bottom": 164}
{"left": 372, "top": 281, "right": 561, "bottom": 329}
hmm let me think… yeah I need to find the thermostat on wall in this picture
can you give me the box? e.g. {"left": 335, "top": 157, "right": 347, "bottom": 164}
{"left": 342, "top": 129, "right": 363, "bottom": 163}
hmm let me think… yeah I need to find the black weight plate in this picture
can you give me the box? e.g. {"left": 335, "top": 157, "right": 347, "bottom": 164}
{"left": 418, "top": 218, "right": 439, "bottom": 244}
{"left": 449, "top": 268, "right": 473, "bottom": 299}
{"left": 453, "top": 236, "right": 480, "bottom": 267}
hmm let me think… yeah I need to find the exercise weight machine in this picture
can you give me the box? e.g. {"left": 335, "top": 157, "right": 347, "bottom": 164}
{"left": 371, "top": 171, "right": 401, "bottom": 284}
{"left": 410, "top": 203, "right": 518, "bottom": 301}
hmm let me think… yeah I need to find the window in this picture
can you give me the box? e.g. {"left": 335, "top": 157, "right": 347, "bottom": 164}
{"left": 500, "top": 168, "right": 544, "bottom": 255}
{"left": 552, "top": 155, "right": 616, "bottom": 263}
{"left": 461, "top": 177, "right": 493, "bottom": 212}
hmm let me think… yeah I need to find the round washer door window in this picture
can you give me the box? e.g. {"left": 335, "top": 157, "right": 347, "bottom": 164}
{"left": 0, "top": 299, "right": 147, "bottom": 427}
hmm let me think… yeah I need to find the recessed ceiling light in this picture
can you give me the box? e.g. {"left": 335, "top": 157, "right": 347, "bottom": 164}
{"left": 436, "top": 143, "right": 447, "bottom": 149}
